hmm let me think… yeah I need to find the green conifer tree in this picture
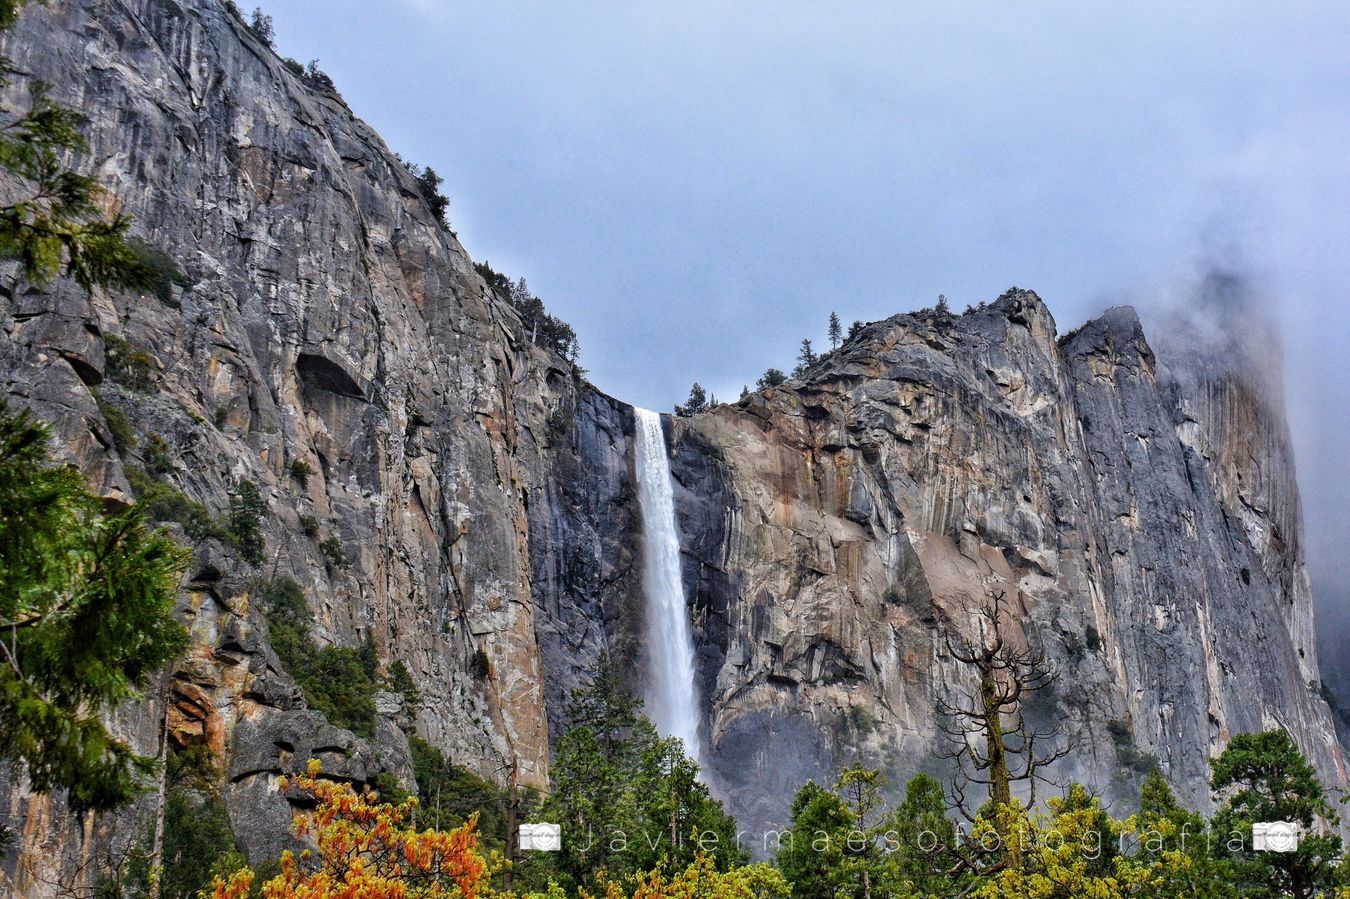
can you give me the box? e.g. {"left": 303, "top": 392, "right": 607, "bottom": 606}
{"left": 0, "top": 403, "right": 189, "bottom": 813}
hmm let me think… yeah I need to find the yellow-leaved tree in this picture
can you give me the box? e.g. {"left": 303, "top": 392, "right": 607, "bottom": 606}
{"left": 588, "top": 853, "right": 789, "bottom": 899}
{"left": 966, "top": 786, "right": 1180, "bottom": 899}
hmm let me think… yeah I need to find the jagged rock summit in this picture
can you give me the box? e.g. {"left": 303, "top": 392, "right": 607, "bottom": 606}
{"left": 0, "top": 0, "right": 1344, "bottom": 890}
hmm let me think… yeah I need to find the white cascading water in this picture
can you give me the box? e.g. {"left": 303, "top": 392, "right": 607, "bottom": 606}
{"left": 633, "top": 407, "right": 701, "bottom": 764}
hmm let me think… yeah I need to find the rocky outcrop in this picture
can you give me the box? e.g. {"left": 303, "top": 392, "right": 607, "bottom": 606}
{"left": 0, "top": 0, "right": 1344, "bottom": 891}
{"left": 662, "top": 292, "right": 1345, "bottom": 833}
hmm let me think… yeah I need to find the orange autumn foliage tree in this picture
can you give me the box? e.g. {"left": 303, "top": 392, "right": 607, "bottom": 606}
{"left": 211, "top": 759, "right": 491, "bottom": 899}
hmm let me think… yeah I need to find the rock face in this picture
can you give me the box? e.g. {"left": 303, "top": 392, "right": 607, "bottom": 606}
{"left": 660, "top": 294, "right": 1346, "bottom": 835}
{"left": 0, "top": 0, "right": 571, "bottom": 888}
{"left": 0, "top": 0, "right": 1345, "bottom": 891}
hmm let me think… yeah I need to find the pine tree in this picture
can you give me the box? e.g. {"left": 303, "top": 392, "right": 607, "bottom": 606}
{"left": 248, "top": 7, "right": 274, "bottom": 46}
{"left": 0, "top": 402, "right": 189, "bottom": 814}
{"left": 540, "top": 656, "right": 742, "bottom": 893}
{"left": 674, "top": 382, "right": 708, "bottom": 417}
{"left": 413, "top": 165, "right": 449, "bottom": 222}
{"left": 885, "top": 774, "right": 961, "bottom": 895}
{"left": 793, "top": 339, "right": 816, "bottom": 376}
{"left": 1135, "top": 771, "right": 1234, "bottom": 898}
{"left": 776, "top": 770, "right": 897, "bottom": 899}
{"left": 835, "top": 766, "right": 887, "bottom": 899}
{"left": 225, "top": 479, "right": 266, "bottom": 566}
{"left": 828, "top": 311, "right": 842, "bottom": 349}
{"left": 1210, "top": 730, "right": 1344, "bottom": 899}
{"left": 774, "top": 781, "right": 848, "bottom": 899}
{"left": 756, "top": 368, "right": 786, "bottom": 389}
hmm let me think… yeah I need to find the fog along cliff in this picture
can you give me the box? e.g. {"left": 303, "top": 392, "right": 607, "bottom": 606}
{"left": 0, "top": 0, "right": 1344, "bottom": 890}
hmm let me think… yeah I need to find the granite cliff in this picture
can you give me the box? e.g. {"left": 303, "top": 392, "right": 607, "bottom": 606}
{"left": 0, "top": 0, "right": 1344, "bottom": 891}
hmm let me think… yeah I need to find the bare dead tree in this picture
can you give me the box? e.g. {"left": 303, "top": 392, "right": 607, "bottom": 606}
{"left": 936, "top": 590, "right": 1072, "bottom": 826}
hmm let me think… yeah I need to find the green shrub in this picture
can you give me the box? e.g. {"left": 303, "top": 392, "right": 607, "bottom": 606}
{"left": 471, "top": 647, "right": 491, "bottom": 679}
{"left": 545, "top": 406, "right": 574, "bottom": 443}
{"left": 262, "top": 577, "right": 379, "bottom": 737}
{"left": 1107, "top": 718, "right": 1155, "bottom": 774}
{"left": 284, "top": 58, "right": 339, "bottom": 95}
{"left": 1085, "top": 625, "right": 1103, "bottom": 652}
{"left": 226, "top": 479, "right": 266, "bottom": 565}
{"left": 103, "top": 743, "right": 240, "bottom": 897}
{"left": 408, "top": 736, "right": 510, "bottom": 848}
{"left": 125, "top": 465, "right": 222, "bottom": 542}
{"left": 142, "top": 432, "right": 174, "bottom": 476}
{"left": 319, "top": 535, "right": 347, "bottom": 569}
{"left": 130, "top": 467, "right": 260, "bottom": 560}
{"left": 299, "top": 513, "right": 320, "bottom": 537}
{"left": 384, "top": 660, "right": 420, "bottom": 712}
{"left": 104, "top": 335, "right": 155, "bottom": 391}
{"left": 128, "top": 787, "right": 243, "bottom": 899}
{"left": 95, "top": 394, "right": 135, "bottom": 455}
{"left": 756, "top": 368, "right": 787, "bottom": 389}
{"left": 126, "top": 237, "right": 191, "bottom": 307}
{"left": 287, "top": 456, "right": 313, "bottom": 486}
{"left": 261, "top": 577, "right": 311, "bottom": 667}
{"left": 372, "top": 770, "right": 411, "bottom": 805}
{"left": 167, "top": 743, "right": 219, "bottom": 793}
{"left": 304, "top": 642, "right": 379, "bottom": 737}
{"left": 846, "top": 705, "right": 875, "bottom": 735}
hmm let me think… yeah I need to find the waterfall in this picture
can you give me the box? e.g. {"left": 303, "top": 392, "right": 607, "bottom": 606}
{"left": 633, "top": 407, "right": 701, "bottom": 764}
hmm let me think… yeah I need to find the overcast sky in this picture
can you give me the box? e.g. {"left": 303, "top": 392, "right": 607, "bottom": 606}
{"left": 263, "top": 0, "right": 1350, "bottom": 670}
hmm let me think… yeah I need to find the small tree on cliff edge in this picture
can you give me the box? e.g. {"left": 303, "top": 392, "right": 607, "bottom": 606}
{"left": 675, "top": 382, "right": 709, "bottom": 417}
{"left": 757, "top": 368, "right": 787, "bottom": 389}
{"left": 793, "top": 338, "right": 817, "bottom": 376}
{"left": 828, "top": 311, "right": 843, "bottom": 349}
